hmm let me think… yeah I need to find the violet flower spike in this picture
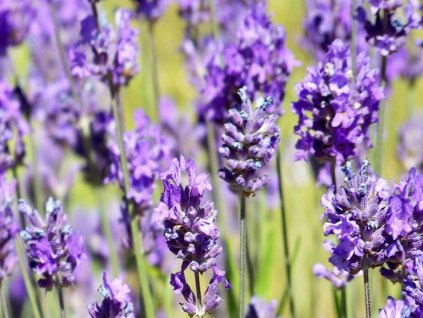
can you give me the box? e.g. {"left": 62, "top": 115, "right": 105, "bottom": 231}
{"left": 219, "top": 87, "right": 281, "bottom": 197}
{"left": 19, "top": 198, "right": 85, "bottom": 290}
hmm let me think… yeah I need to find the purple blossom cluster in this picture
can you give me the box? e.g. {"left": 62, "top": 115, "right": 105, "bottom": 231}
{"left": 245, "top": 297, "right": 279, "bottom": 318}
{"left": 157, "top": 156, "right": 230, "bottom": 316}
{"left": 357, "top": 0, "right": 422, "bottom": 56}
{"left": 0, "top": 175, "right": 18, "bottom": 282}
{"left": 132, "top": 0, "right": 170, "bottom": 21}
{"left": 199, "top": 3, "right": 297, "bottom": 123}
{"left": 219, "top": 87, "right": 281, "bottom": 196}
{"left": 293, "top": 40, "right": 383, "bottom": 166}
{"left": 19, "top": 198, "right": 85, "bottom": 290}
{"left": 88, "top": 273, "right": 134, "bottom": 318}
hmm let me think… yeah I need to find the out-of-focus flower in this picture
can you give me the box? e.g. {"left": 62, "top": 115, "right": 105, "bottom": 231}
{"left": 397, "top": 115, "right": 423, "bottom": 172}
{"left": 88, "top": 272, "right": 134, "bottom": 318}
{"left": 19, "top": 198, "right": 85, "bottom": 290}
{"left": 132, "top": 0, "right": 170, "bottom": 21}
{"left": 357, "top": 0, "right": 422, "bottom": 56}
{"left": 199, "top": 3, "right": 297, "bottom": 124}
{"left": 71, "top": 8, "right": 139, "bottom": 89}
{"left": 0, "top": 79, "right": 29, "bottom": 173}
{"left": 106, "top": 109, "right": 170, "bottom": 212}
{"left": 158, "top": 156, "right": 230, "bottom": 316}
{"left": 379, "top": 297, "right": 411, "bottom": 318}
{"left": 0, "top": 1, "right": 35, "bottom": 55}
{"left": 402, "top": 255, "right": 423, "bottom": 315}
{"left": 293, "top": 40, "right": 383, "bottom": 166}
{"left": 219, "top": 87, "right": 280, "bottom": 196}
{"left": 387, "top": 45, "right": 423, "bottom": 84}
{"left": 0, "top": 175, "right": 18, "bottom": 282}
{"left": 321, "top": 161, "right": 390, "bottom": 274}
{"left": 245, "top": 297, "right": 279, "bottom": 318}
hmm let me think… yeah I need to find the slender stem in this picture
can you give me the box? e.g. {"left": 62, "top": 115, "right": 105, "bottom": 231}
{"left": 1, "top": 283, "right": 10, "bottom": 318}
{"left": 95, "top": 188, "right": 120, "bottom": 276}
{"left": 194, "top": 271, "right": 203, "bottom": 310}
{"left": 56, "top": 282, "right": 66, "bottom": 318}
{"left": 245, "top": 202, "right": 255, "bottom": 296}
{"left": 363, "top": 268, "right": 372, "bottom": 318}
{"left": 374, "top": 55, "right": 387, "bottom": 176}
{"left": 147, "top": 22, "right": 160, "bottom": 122}
{"left": 341, "top": 289, "right": 347, "bottom": 318}
{"left": 276, "top": 149, "right": 296, "bottom": 318}
{"left": 239, "top": 194, "right": 247, "bottom": 318}
{"left": 330, "top": 159, "right": 337, "bottom": 189}
{"left": 16, "top": 240, "right": 42, "bottom": 318}
{"left": 130, "top": 217, "right": 155, "bottom": 318}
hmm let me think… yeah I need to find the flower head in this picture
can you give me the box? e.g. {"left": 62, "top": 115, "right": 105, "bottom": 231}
{"left": 219, "top": 87, "right": 280, "bottom": 196}
{"left": 379, "top": 297, "right": 411, "bottom": 318}
{"left": 293, "top": 40, "right": 383, "bottom": 166}
{"left": 88, "top": 272, "right": 134, "bottom": 318}
{"left": 245, "top": 297, "right": 279, "bottom": 318}
{"left": 19, "top": 198, "right": 85, "bottom": 290}
{"left": 132, "top": 0, "right": 170, "bottom": 21}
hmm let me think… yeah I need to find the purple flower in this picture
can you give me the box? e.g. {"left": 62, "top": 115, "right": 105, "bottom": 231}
{"left": 387, "top": 45, "right": 423, "bottom": 84}
{"left": 199, "top": 3, "right": 297, "bottom": 124}
{"left": 379, "top": 297, "right": 411, "bottom": 318}
{"left": 397, "top": 115, "right": 423, "bottom": 172}
{"left": 158, "top": 156, "right": 229, "bottom": 316}
{"left": 245, "top": 297, "right": 279, "bottom": 318}
{"left": 88, "top": 272, "right": 134, "bottom": 318}
{"left": 0, "top": 175, "right": 18, "bottom": 282}
{"left": 293, "top": 40, "right": 384, "bottom": 166}
{"left": 19, "top": 198, "right": 85, "bottom": 290}
{"left": 357, "top": 0, "right": 422, "bottom": 56}
{"left": 132, "top": 0, "right": 170, "bottom": 21}
{"left": 0, "top": 79, "right": 29, "bottom": 173}
{"left": 0, "top": 1, "right": 35, "bottom": 55}
{"left": 402, "top": 255, "right": 423, "bottom": 315}
{"left": 219, "top": 87, "right": 281, "bottom": 196}
{"left": 321, "top": 161, "right": 390, "bottom": 274}
{"left": 313, "top": 263, "right": 354, "bottom": 289}
{"left": 106, "top": 110, "right": 170, "bottom": 212}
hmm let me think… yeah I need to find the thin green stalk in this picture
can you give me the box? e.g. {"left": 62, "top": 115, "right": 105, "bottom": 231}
{"left": 95, "top": 188, "right": 120, "bottom": 276}
{"left": 56, "top": 281, "right": 66, "bottom": 318}
{"left": 147, "top": 22, "right": 160, "bottom": 122}
{"left": 245, "top": 204, "right": 255, "bottom": 296}
{"left": 1, "top": 283, "right": 10, "bottom": 318}
{"left": 363, "top": 268, "right": 372, "bottom": 318}
{"left": 276, "top": 149, "right": 296, "bottom": 318}
{"left": 16, "top": 240, "right": 42, "bottom": 318}
{"left": 194, "top": 272, "right": 205, "bottom": 318}
{"left": 239, "top": 194, "right": 247, "bottom": 318}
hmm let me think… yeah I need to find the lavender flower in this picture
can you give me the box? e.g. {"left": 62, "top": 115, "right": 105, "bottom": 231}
{"left": 0, "top": 1, "right": 35, "bottom": 55}
{"left": 0, "top": 175, "right": 18, "bottom": 282}
{"left": 321, "top": 160, "right": 390, "bottom": 274}
{"left": 71, "top": 8, "right": 139, "bottom": 89}
{"left": 402, "top": 255, "right": 423, "bottom": 315}
{"left": 106, "top": 110, "right": 170, "bottom": 212}
{"left": 157, "top": 156, "right": 229, "bottom": 316}
{"left": 132, "top": 0, "right": 170, "bottom": 21}
{"left": 219, "top": 87, "right": 280, "bottom": 196}
{"left": 19, "top": 198, "right": 85, "bottom": 290}
{"left": 245, "top": 297, "right": 278, "bottom": 318}
{"left": 397, "top": 115, "right": 423, "bottom": 172}
{"left": 387, "top": 45, "right": 423, "bottom": 84}
{"left": 357, "top": 0, "right": 422, "bottom": 56}
{"left": 88, "top": 272, "right": 134, "bottom": 318}
{"left": 379, "top": 297, "right": 411, "bottom": 318}
{"left": 293, "top": 40, "right": 384, "bottom": 166}
{"left": 199, "top": 3, "right": 297, "bottom": 123}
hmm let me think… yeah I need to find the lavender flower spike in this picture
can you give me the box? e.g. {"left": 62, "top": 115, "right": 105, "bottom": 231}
{"left": 19, "top": 198, "right": 85, "bottom": 290}
{"left": 219, "top": 87, "right": 281, "bottom": 196}
{"left": 157, "top": 156, "right": 230, "bottom": 316}
{"left": 88, "top": 272, "right": 134, "bottom": 318}
{"left": 0, "top": 175, "right": 18, "bottom": 282}
{"left": 378, "top": 297, "right": 411, "bottom": 318}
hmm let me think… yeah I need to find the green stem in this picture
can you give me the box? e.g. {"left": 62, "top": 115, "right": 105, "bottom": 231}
{"left": 374, "top": 55, "right": 387, "bottom": 175}
{"left": 95, "top": 188, "right": 120, "bottom": 276}
{"left": 147, "top": 22, "right": 160, "bottom": 122}
{"left": 56, "top": 281, "right": 66, "bottom": 318}
{"left": 16, "top": 240, "right": 42, "bottom": 318}
{"left": 341, "top": 289, "right": 347, "bottom": 318}
{"left": 1, "top": 283, "right": 10, "bottom": 318}
{"left": 194, "top": 272, "right": 204, "bottom": 317}
{"left": 245, "top": 203, "right": 255, "bottom": 296}
{"left": 363, "top": 268, "right": 372, "bottom": 318}
{"left": 239, "top": 194, "right": 247, "bottom": 318}
{"left": 276, "top": 149, "right": 296, "bottom": 318}
{"left": 130, "top": 217, "right": 155, "bottom": 318}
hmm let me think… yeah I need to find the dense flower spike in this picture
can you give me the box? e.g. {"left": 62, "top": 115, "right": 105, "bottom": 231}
{"left": 293, "top": 40, "right": 383, "bottom": 166}
{"left": 0, "top": 0, "right": 34, "bottom": 55}
{"left": 158, "top": 156, "right": 229, "bottom": 316}
{"left": 378, "top": 297, "right": 411, "bottom": 318}
{"left": 199, "top": 3, "right": 297, "bottom": 123}
{"left": 0, "top": 79, "right": 29, "bottom": 173}
{"left": 106, "top": 110, "right": 170, "bottom": 212}
{"left": 357, "top": 0, "right": 422, "bottom": 56}
{"left": 71, "top": 8, "right": 139, "bottom": 89}
{"left": 0, "top": 175, "right": 18, "bottom": 282}
{"left": 19, "top": 198, "right": 85, "bottom": 290}
{"left": 397, "top": 115, "right": 423, "bottom": 172}
{"left": 402, "top": 255, "right": 423, "bottom": 315}
{"left": 88, "top": 272, "right": 134, "bottom": 318}
{"left": 245, "top": 297, "right": 279, "bottom": 318}
{"left": 321, "top": 160, "right": 390, "bottom": 274}
{"left": 219, "top": 87, "right": 280, "bottom": 196}
{"left": 132, "top": 0, "right": 170, "bottom": 21}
